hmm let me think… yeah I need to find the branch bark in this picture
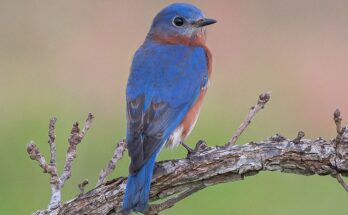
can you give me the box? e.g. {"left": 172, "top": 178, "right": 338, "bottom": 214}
{"left": 32, "top": 132, "right": 348, "bottom": 215}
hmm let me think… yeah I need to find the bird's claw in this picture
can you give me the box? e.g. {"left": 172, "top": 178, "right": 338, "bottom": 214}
{"left": 181, "top": 142, "right": 195, "bottom": 156}
{"left": 181, "top": 140, "right": 209, "bottom": 157}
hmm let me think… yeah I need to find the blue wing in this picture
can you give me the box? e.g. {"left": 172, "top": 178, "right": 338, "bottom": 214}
{"left": 126, "top": 41, "right": 208, "bottom": 174}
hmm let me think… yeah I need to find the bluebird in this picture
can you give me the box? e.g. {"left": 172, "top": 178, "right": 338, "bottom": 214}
{"left": 123, "top": 3, "right": 216, "bottom": 213}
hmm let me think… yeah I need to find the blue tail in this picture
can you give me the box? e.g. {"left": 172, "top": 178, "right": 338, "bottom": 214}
{"left": 123, "top": 150, "right": 159, "bottom": 212}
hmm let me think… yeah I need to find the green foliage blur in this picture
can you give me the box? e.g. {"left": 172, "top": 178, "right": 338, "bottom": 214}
{"left": 1, "top": 0, "right": 348, "bottom": 214}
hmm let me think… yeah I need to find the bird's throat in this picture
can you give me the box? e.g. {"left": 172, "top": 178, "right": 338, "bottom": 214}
{"left": 150, "top": 29, "right": 207, "bottom": 47}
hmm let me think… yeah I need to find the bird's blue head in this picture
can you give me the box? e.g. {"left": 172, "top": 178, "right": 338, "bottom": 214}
{"left": 147, "top": 3, "right": 216, "bottom": 46}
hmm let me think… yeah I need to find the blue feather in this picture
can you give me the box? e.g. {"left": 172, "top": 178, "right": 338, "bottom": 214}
{"left": 123, "top": 147, "right": 160, "bottom": 212}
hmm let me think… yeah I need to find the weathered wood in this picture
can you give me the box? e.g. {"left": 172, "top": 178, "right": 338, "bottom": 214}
{"left": 32, "top": 133, "right": 348, "bottom": 215}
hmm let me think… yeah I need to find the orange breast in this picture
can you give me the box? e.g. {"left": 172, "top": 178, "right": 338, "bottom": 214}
{"left": 180, "top": 89, "right": 207, "bottom": 139}
{"left": 180, "top": 44, "right": 212, "bottom": 139}
{"left": 156, "top": 34, "right": 212, "bottom": 141}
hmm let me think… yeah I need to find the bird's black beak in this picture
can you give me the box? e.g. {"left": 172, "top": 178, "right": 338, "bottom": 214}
{"left": 193, "top": 18, "right": 217, "bottom": 28}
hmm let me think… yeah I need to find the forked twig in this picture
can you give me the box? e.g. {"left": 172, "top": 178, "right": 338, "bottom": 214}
{"left": 60, "top": 113, "right": 94, "bottom": 184}
{"left": 27, "top": 113, "right": 94, "bottom": 209}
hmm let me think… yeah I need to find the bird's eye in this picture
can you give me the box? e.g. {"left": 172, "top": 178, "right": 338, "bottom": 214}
{"left": 173, "top": 17, "right": 185, "bottom": 27}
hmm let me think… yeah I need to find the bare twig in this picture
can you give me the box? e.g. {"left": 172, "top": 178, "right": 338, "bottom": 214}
{"left": 60, "top": 113, "right": 94, "bottom": 184}
{"left": 334, "top": 108, "right": 342, "bottom": 135}
{"left": 292, "top": 131, "right": 305, "bottom": 144}
{"left": 80, "top": 113, "right": 94, "bottom": 138}
{"left": 48, "top": 117, "right": 57, "bottom": 167}
{"left": 27, "top": 114, "right": 94, "bottom": 209}
{"left": 78, "top": 179, "right": 89, "bottom": 196}
{"left": 27, "top": 141, "right": 61, "bottom": 209}
{"left": 96, "top": 140, "right": 127, "bottom": 187}
{"left": 27, "top": 142, "right": 52, "bottom": 174}
{"left": 334, "top": 108, "right": 346, "bottom": 144}
{"left": 336, "top": 174, "right": 348, "bottom": 192}
{"left": 227, "top": 92, "right": 271, "bottom": 146}
{"left": 332, "top": 109, "right": 348, "bottom": 193}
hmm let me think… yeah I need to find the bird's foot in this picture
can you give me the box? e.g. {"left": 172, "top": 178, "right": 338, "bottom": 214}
{"left": 180, "top": 142, "right": 195, "bottom": 156}
{"left": 181, "top": 140, "right": 209, "bottom": 157}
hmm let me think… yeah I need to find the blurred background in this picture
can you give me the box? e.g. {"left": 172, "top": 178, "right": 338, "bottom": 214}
{"left": 1, "top": 0, "right": 348, "bottom": 214}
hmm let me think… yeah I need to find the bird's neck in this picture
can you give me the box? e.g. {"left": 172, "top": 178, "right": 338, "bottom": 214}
{"left": 148, "top": 29, "right": 207, "bottom": 47}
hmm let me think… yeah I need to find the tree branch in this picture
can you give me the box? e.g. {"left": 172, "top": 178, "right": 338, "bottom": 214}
{"left": 32, "top": 131, "right": 348, "bottom": 215}
{"left": 28, "top": 94, "right": 348, "bottom": 215}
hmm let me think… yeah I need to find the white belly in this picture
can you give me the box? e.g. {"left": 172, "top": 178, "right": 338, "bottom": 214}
{"left": 166, "top": 109, "right": 200, "bottom": 149}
